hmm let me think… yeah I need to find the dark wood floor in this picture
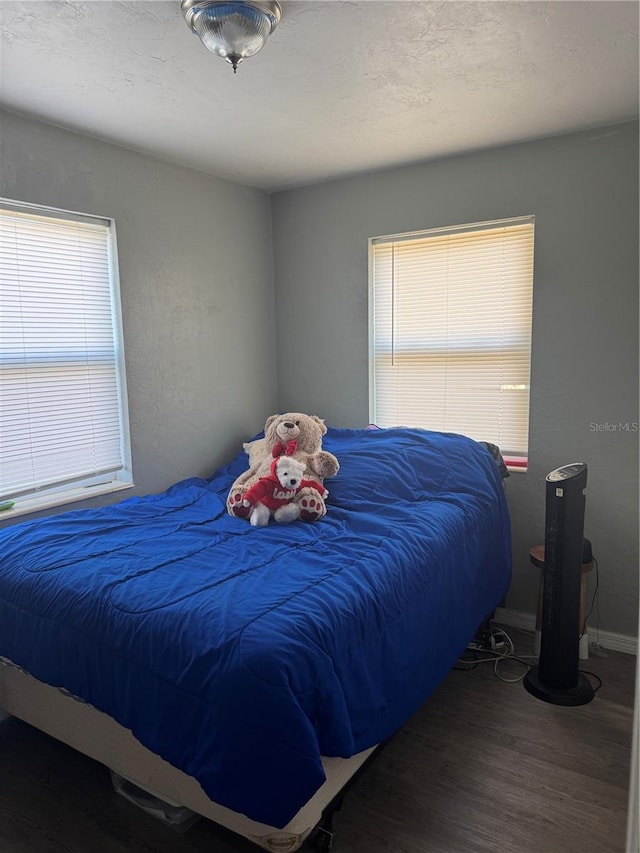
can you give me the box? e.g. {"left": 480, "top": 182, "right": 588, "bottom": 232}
{"left": 0, "top": 628, "right": 635, "bottom": 853}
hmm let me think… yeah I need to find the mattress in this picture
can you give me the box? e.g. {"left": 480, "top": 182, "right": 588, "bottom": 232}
{"left": 0, "top": 426, "right": 511, "bottom": 828}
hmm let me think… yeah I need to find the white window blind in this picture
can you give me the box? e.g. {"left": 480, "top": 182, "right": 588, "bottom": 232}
{"left": 370, "top": 217, "right": 534, "bottom": 463}
{"left": 0, "top": 200, "right": 132, "bottom": 502}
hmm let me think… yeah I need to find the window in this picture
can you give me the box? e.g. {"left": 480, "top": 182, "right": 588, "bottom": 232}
{"left": 369, "top": 216, "right": 534, "bottom": 469}
{"left": 0, "top": 199, "right": 132, "bottom": 515}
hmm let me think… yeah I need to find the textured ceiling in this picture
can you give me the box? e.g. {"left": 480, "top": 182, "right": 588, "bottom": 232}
{"left": 0, "top": 1, "right": 638, "bottom": 191}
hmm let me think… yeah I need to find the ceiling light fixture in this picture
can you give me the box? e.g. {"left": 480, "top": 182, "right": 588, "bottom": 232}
{"left": 181, "top": 0, "right": 282, "bottom": 73}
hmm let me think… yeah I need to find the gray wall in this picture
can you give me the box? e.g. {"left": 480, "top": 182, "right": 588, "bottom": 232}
{"left": 1, "top": 110, "right": 637, "bottom": 636}
{"left": 0, "top": 109, "right": 277, "bottom": 524}
{"left": 272, "top": 122, "right": 639, "bottom": 637}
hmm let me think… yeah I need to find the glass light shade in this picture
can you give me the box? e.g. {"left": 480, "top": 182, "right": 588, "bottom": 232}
{"left": 182, "top": 1, "right": 281, "bottom": 71}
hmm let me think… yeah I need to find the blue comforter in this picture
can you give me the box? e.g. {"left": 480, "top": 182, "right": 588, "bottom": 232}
{"left": 0, "top": 427, "right": 511, "bottom": 827}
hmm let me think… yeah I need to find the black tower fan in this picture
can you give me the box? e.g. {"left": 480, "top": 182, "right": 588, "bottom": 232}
{"left": 523, "top": 463, "right": 595, "bottom": 706}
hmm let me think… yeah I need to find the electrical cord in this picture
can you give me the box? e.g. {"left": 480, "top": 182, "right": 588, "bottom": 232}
{"left": 579, "top": 670, "right": 603, "bottom": 693}
{"left": 456, "top": 627, "right": 536, "bottom": 682}
{"left": 580, "top": 556, "right": 600, "bottom": 640}
{"left": 456, "top": 626, "right": 605, "bottom": 688}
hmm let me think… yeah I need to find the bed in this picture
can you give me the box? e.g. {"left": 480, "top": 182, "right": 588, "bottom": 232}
{"left": 0, "top": 426, "right": 511, "bottom": 851}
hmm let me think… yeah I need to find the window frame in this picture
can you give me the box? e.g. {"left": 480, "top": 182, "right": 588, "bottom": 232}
{"left": 0, "top": 198, "right": 133, "bottom": 518}
{"left": 368, "top": 216, "right": 534, "bottom": 472}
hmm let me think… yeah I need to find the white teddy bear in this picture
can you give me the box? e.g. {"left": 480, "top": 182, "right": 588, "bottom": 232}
{"left": 241, "top": 456, "right": 327, "bottom": 527}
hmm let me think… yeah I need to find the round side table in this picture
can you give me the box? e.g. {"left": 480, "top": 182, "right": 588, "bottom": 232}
{"left": 529, "top": 545, "right": 594, "bottom": 660}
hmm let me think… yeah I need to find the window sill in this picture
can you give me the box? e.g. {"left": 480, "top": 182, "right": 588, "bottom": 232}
{"left": 504, "top": 456, "right": 528, "bottom": 474}
{"left": 0, "top": 481, "right": 134, "bottom": 521}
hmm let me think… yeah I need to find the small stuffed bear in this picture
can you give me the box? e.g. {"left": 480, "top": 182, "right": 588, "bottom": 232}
{"left": 227, "top": 412, "right": 339, "bottom": 522}
{"left": 242, "top": 456, "right": 328, "bottom": 527}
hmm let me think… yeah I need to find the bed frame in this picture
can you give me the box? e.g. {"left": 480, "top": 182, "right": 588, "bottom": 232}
{"left": 0, "top": 658, "right": 376, "bottom": 852}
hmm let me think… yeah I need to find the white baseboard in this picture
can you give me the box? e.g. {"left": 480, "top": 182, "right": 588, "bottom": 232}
{"left": 495, "top": 607, "right": 638, "bottom": 656}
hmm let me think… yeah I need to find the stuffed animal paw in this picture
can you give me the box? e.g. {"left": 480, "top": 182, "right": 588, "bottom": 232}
{"left": 295, "top": 485, "right": 327, "bottom": 522}
{"left": 307, "top": 450, "right": 340, "bottom": 480}
{"left": 227, "top": 487, "right": 251, "bottom": 518}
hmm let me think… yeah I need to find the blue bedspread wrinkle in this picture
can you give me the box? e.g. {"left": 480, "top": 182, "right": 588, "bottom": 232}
{"left": 0, "top": 427, "right": 511, "bottom": 827}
